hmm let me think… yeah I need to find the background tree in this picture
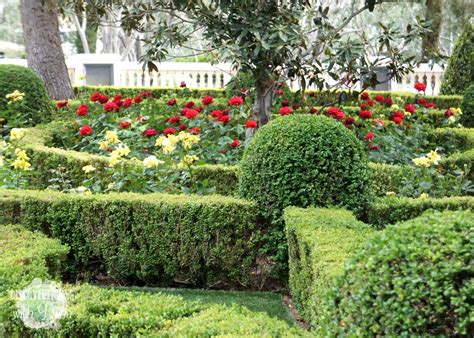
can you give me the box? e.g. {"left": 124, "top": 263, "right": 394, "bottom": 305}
{"left": 20, "top": 0, "right": 74, "bottom": 99}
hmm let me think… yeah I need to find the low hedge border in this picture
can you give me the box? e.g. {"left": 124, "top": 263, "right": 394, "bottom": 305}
{"left": 0, "top": 226, "right": 303, "bottom": 337}
{"left": 366, "top": 195, "right": 474, "bottom": 227}
{"left": 0, "top": 188, "right": 276, "bottom": 289}
{"left": 285, "top": 207, "right": 375, "bottom": 328}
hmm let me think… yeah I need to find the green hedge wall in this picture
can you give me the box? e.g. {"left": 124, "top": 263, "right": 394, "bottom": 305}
{"left": 0, "top": 226, "right": 303, "bottom": 336}
{"left": 0, "top": 189, "right": 274, "bottom": 288}
{"left": 285, "top": 207, "right": 375, "bottom": 327}
{"left": 366, "top": 195, "right": 474, "bottom": 226}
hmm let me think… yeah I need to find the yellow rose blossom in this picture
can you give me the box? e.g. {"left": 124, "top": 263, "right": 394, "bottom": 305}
{"left": 391, "top": 104, "right": 399, "bottom": 110}
{"left": 426, "top": 149, "right": 441, "bottom": 165}
{"left": 155, "top": 136, "right": 167, "bottom": 147}
{"left": 105, "top": 130, "right": 120, "bottom": 144}
{"left": 12, "top": 158, "right": 31, "bottom": 170}
{"left": 82, "top": 164, "right": 96, "bottom": 173}
{"left": 178, "top": 132, "right": 200, "bottom": 150}
{"left": 178, "top": 154, "right": 199, "bottom": 169}
{"left": 10, "top": 128, "right": 26, "bottom": 141}
{"left": 15, "top": 149, "right": 29, "bottom": 161}
{"left": 447, "top": 116, "right": 456, "bottom": 124}
{"left": 412, "top": 157, "right": 431, "bottom": 167}
{"left": 6, "top": 90, "right": 25, "bottom": 103}
{"left": 419, "top": 193, "right": 429, "bottom": 199}
{"left": 99, "top": 141, "right": 109, "bottom": 150}
{"left": 143, "top": 155, "right": 164, "bottom": 168}
{"left": 450, "top": 107, "right": 462, "bottom": 116}
{"left": 385, "top": 191, "right": 396, "bottom": 196}
{"left": 167, "top": 134, "right": 180, "bottom": 145}
{"left": 404, "top": 111, "right": 411, "bottom": 116}
{"left": 0, "top": 140, "right": 8, "bottom": 150}
{"left": 111, "top": 144, "right": 130, "bottom": 158}
{"left": 108, "top": 154, "right": 121, "bottom": 167}
{"left": 412, "top": 149, "right": 441, "bottom": 168}
{"left": 76, "top": 186, "right": 90, "bottom": 194}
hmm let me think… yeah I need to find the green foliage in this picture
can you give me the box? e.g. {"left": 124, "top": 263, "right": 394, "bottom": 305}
{"left": 440, "top": 24, "right": 474, "bottom": 95}
{"left": 239, "top": 114, "right": 372, "bottom": 223}
{"left": 285, "top": 207, "right": 374, "bottom": 327}
{"left": 366, "top": 195, "right": 474, "bottom": 226}
{"left": 0, "top": 188, "right": 278, "bottom": 288}
{"left": 0, "top": 224, "right": 68, "bottom": 293}
{"left": 320, "top": 210, "right": 474, "bottom": 336}
{"left": 0, "top": 64, "right": 51, "bottom": 126}
{"left": 461, "top": 84, "right": 474, "bottom": 127}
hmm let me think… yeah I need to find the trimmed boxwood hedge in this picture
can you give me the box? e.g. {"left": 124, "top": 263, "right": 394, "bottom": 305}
{"left": 366, "top": 195, "right": 474, "bottom": 226}
{"left": 0, "top": 226, "right": 304, "bottom": 337}
{"left": 0, "top": 189, "right": 274, "bottom": 288}
{"left": 320, "top": 210, "right": 473, "bottom": 336}
{"left": 285, "top": 207, "right": 375, "bottom": 328}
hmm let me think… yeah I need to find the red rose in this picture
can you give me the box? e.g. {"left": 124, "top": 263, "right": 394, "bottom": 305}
{"left": 367, "top": 99, "right": 375, "bottom": 107}
{"left": 217, "top": 115, "right": 231, "bottom": 123}
{"left": 333, "top": 111, "right": 345, "bottom": 120}
{"left": 414, "top": 82, "right": 426, "bottom": 92}
{"left": 228, "top": 96, "right": 244, "bottom": 106}
{"left": 417, "top": 98, "right": 427, "bottom": 105}
{"left": 278, "top": 82, "right": 285, "bottom": 88}
{"left": 189, "top": 127, "right": 200, "bottom": 134}
{"left": 244, "top": 120, "right": 258, "bottom": 128}
{"left": 98, "top": 95, "right": 109, "bottom": 104}
{"left": 180, "top": 81, "right": 186, "bottom": 88}
{"left": 425, "top": 102, "right": 436, "bottom": 109}
{"left": 180, "top": 109, "right": 187, "bottom": 116}
{"left": 76, "top": 104, "right": 89, "bottom": 117}
{"left": 179, "top": 124, "right": 187, "bottom": 131}
{"left": 202, "top": 96, "right": 213, "bottom": 105}
{"left": 344, "top": 117, "right": 355, "bottom": 125}
{"left": 444, "top": 109, "right": 454, "bottom": 118}
{"left": 141, "top": 91, "right": 153, "bottom": 98}
{"left": 79, "top": 125, "right": 92, "bottom": 136}
{"left": 104, "top": 101, "right": 120, "bottom": 112}
{"left": 279, "top": 106, "right": 293, "bottom": 115}
{"left": 241, "top": 87, "right": 249, "bottom": 95}
{"left": 360, "top": 103, "right": 368, "bottom": 110}
{"left": 210, "top": 110, "right": 223, "bottom": 119}
{"left": 122, "top": 98, "right": 133, "bottom": 108}
{"left": 143, "top": 129, "right": 157, "bottom": 137}
{"left": 275, "top": 89, "right": 283, "bottom": 96}
{"left": 393, "top": 116, "right": 403, "bottom": 125}
{"left": 167, "top": 98, "right": 177, "bottom": 106}
{"left": 90, "top": 92, "right": 102, "bottom": 102}
{"left": 327, "top": 107, "right": 340, "bottom": 116}
{"left": 368, "top": 143, "right": 380, "bottom": 151}
{"left": 185, "top": 101, "right": 195, "bottom": 109}
{"left": 113, "top": 94, "right": 122, "bottom": 102}
{"left": 405, "top": 123, "right": 411, "bottom": 129}
{"left": 365, "top": 132, "right": 375, "bottom": 141}
{"left": 390, "top": 111, "right": 404, "bottom": 124}
{"left": 281, "top": 100, "right": 290, "bottom": 107}
{"left": 57, "top": 100, "right": 68, "bottom": 108}
{"left": 120, "top": 121, "right": 131, "bottom": 129}
{"left": 359, "top": 110, "right": 373, "bottom": 119}
{"left": 164, "top": 127, "right": 175, "bottom": 136}
{"left": 310, "top": 107, "right": 318, "bottom": 114}
{"left": 185, "top": 109, "right": 199, "bottom": 119}
{"left": 404, "top": 104, "right": 416, "bottom": 113}
{"left": 384, "top": 97, "right": 393, "bottom": 106}
{"left": 373, "top": 119, "right": 386, "bottom": 127}
{"left": 374, "top": 95, "right": 384, "bottom": 103}
{"left": 360, "top": 92, "right": 369, "bottom": 101}
{"left": 222, "top": 109, "right": 231, "bottom": 115}
{"left": 133, "top": 95, "right": 142, "bottom": 104}
{"left": 230, "top": 139, "right": 240, "bottom": 148}
{"left": 292, "top": 103, "right": 299, "bottom": 110}
{"left": 167, "top": 116, "right": 181, "bottom": 124}
{"left": 196, "top": 106, "right": 203, "bottom": 113}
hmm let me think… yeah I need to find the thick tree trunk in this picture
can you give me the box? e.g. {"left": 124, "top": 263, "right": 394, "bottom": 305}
{"left": 422, "top": 0, "right": 442, "bottom": 60}
{"left": 254, "top": 79, "right": 274, "bottom": 125}
{"left": 20, "top": 0, "right": 74, "bottom": 100}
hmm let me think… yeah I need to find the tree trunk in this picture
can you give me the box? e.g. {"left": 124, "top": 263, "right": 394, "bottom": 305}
{"left": 253, "top": 79, "right": 274, "bottom": 126}
{"left": 422, "top": 0, "right": 442, "bottom": 60}
{"left": 20, "top": 0, "right": 74, "bottom": 100}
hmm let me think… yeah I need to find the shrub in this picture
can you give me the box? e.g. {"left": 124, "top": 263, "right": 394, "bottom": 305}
{"left": 461, "top": 83, "right": 474, "bottom": 127}
{"left": 440, "top": 24, "right": 474, "bottom": 95}
{"left": 239, "top": 114, "right": 372, "bottom": 223}
{"left": 320, "top": 210, "right": 474, "bottom": 336}
{"left": 285, "top": 207, "right": 374, "bottom": 327}
{"left": 0, "top": 188, "right": 276, "bottom": 288}
{"left": 0, "top": 64, "right": 51, "bottom": 126}
{"left": 366, "top": 195, "right": 474, "bottom": 226}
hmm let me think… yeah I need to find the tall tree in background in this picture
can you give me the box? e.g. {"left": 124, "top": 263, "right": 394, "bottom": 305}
{"left": 421, "top": 0, "right": 442, "bottom": 60}
{"left": 20, "top": 0, "right": 74, "bottom": 99}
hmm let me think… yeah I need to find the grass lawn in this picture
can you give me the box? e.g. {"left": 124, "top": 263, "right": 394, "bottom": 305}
{"left": 110, "top": 286, "right": 295, "bottom": 324}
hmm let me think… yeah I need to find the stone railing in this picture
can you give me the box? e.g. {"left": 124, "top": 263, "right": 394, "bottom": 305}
{"left": 0, "top": 54, "right": 445, "bottom": 95}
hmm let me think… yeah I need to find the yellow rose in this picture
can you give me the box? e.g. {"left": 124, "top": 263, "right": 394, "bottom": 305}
{"left": 143, "top": 155, "right": 164, "bottom": 168}
{"left": 10, "top": 128, "right": 26, "bottom": 141}
{"left": 12, "top": 159, "right": 31, "bottom": 170}
{"left": 82, "top": 164, "right": 96, "bottom": 173}
{"left": 105, "top": 130, "right": 120, "bottom": 144}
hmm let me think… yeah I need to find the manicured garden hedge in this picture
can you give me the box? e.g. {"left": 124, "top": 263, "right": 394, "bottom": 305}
{"left": 0, "top": 189, "right": 273, "bottom": 288}
{"left": 0, "top": 226, "right": 304, "bottom": 337}
{"left": 366, "top": 195, "right": 474, "bottom": 226}
{"left": 285, "top": 207, "right": 375, "bottom": 327}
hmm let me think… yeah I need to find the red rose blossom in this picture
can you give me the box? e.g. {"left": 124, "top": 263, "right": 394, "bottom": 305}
{"left": 122, "top": 98, "right": 133, "bottom": 108}
{"left": 373, "top": 119, "right": 386, "bottom": 127}
{"left": 185, "top": 109, "right": 199, "bottom": 119}
{"left": 414, "top": 82, "right": 426, "bottom": 92}
{"left": 390, "top": 111, "right": 405, "bottom": 124}
{"left": 217, "top": 115, "right": 231, "bottom": 123}
{"left": 230, "top": 139, "right": 240, "bottom": 148}
{"left": 425, "top": 102, "right": 436, "bottom": 109}
{"left": 196, "top": 106, "right": 203, "bottom": 113}
{"left": 333, "top": 111, "right": 345, "bottom": 120}
{"left": 120, "top": 121, "right": 131, "bottom": 129}
{"left": 281, "top": 100, "right": 290, "bottom": 107}
{"left": 189, "top": 127, "right": 200, "bottom": 134}
{"left": 104, "top": 101, "right": 120, "bottom": 112}
{"left": 76, "top": 104, "right": 89, "bottom": 117}
{"left": 360, "top": 103, "right": 368, "bottom": 110}
{"left": 310, "top": 107, "right": 318, "bottom": 114}
{"left": 185, "top": 101, "right": 195, "bottom": 109}
{"left": 344, "top": 117, "right": 355, "bottom": 125}
{"left": 444, "top": 109, "right": 454, "bottom": 118}
{"left": 368, "top": 144, "right": 380, "bottom": 150}
{"left": 404, "top": 104, "right": 416, "bottom": 113}
{"left": 180, "top": 81, "right": 186, "bottom": 88}
{"left": 167, "top": 116, "right": 181, "bottom": 124}
{"left": 327, "top": 107, "right": 340, "bottom": 116}
{"left": 244, "top": 120, "right": 258, "bottom": 128}
{"left": 57, "top": 100, "right": 68, "bottom": 108}
{"left": 98, "top": 95, "right": 109, "bottom": 104}
{"left": 384, "top": 97, "right": 393, "bottom": 106}
{"left": 279, "top": 106, "right": 293, "bottom": 115}
{"left": 374, "top": 95, "right": 384, "bottom": 103}
{"left": 228, "top": 96, "right": 244, "bottom": 106}
{"left": 360, "top": 92, "right": 369, "bottom": 101}
{"left": 359, "top": 110, "right": 373, "bottom": 119}
{"left": 179, "top": 124, "right": 187, "bottom": 131}
{"left": 79, "top": 125, "right": 92, "bottom": 136}
{"left": 367, "top": 99, "right": 375, "bottom": 107}
{"left": 275, "top": 89, "right": 283, "bottom": 96}
{"left": 392, "top": 116, "right": 403, "bottom": 125}
{"left": 167, "top": 98, "right": 177, "bottom": 106}
{"left": 133, "top": 95, "right": 142, "bottom": 104}
{"left": 164, "top": 128, "right": 175, "bottom": 136}
{"left": 143, "top": 129, "right": 157, "bottom": 137}
{"left": 90, "top": 92, "right": 102, "bottom": 102}
{"left": 365, "top": 132, "right": 375, "bottom": 141}
{"left": 417, "top": 98, "right": 427, "bottom": 105}
{"left": 210, "top": 110, "right": 223, "bottom": 119}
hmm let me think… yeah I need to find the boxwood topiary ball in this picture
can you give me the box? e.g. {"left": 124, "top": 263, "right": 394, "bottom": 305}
{"left": 0, "top": 64, "right": 51, "bottom": 126}
{"left": 320, "top": 210, "right": 474, "bottom": 336}
{"left": 239, "top": 114, "right": 372, "bottom": 222}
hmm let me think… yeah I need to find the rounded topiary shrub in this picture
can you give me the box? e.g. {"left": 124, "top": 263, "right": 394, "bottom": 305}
{"left": 461, "top": 84, "right": 474, "bottom": 127}
{"left": 0, "top": 64, "right": 51, "bottom": 126}
{"left": 239, "top": 114, "right": 372, "bottom": 222}
{"left": 320, "top": 210, "right": 474, "bottom": 336}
